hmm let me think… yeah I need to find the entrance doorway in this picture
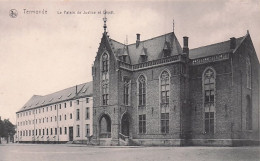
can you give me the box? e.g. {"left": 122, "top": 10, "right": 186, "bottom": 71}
{"left": 121, "top": 113, "right": 130, "bottom": 136}
{"left": 99, "top": 114, "right": 111, "bottom": 138}
{"left": 69, "top": 127, "right": 73, "bottom": 141}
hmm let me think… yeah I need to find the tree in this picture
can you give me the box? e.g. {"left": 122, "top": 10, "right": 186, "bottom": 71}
{"left": 0, "top": 119, "right": 16, "bottom": 143}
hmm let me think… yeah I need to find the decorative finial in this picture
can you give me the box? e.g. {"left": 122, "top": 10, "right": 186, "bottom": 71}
{"left": 103, "top": 10, "right": 107, "bottom": 33}
{"left": 173, "top": 19, "right": 174, "bottom": 32}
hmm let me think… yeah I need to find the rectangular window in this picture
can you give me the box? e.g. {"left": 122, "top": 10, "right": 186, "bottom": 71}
{"left": 50, "top": 106, "right": 52, "bottom": 111}
{"left": 77, "top": 100, "right": 79, "bottom": 105}
{"left": 51, "top": 117, "right": 52, "bottom": 122}
{"left": 85, "top": 107, "right": 89, "bottom": 120}
{"left": 43, "top": 129, "right": 45, "bottom": 135}
{"left": 60, "top": 115, "right": 61, "bottom": 121}
{"left": 46, "top": 107, "right": 48, "bottom": 112}
{"left": 60, "top": 127, "right": 62, "bottom": 135}
{"left": 64, "top": 127, "right": 67, "bottom": 135}
{"left": 47, "top": 129, "right": 49, "bottom": 135}
{"left": 205, "top": 112, "right": 214, "bottom": 134}
{"left": 39, "top": 129, "right": 41, "bottom": 136}
{"left": 55, "top": 105, "right": 57, "bottom": 110}
{"left": 86, "top": 124, "right": 90, "bottom": 137}
{"left": 59, "top": 104, "right": 61, "bottom": 109}
{"left": 55, "top": 116, "right": 57, "bottom": 121}
{"left": 77, "top": 109, "right": 80, "bottom": 120}
{"left": 64, "top": 103, "right": 66, "bottom": 108}
{"left": 32, "top": 130, "right": 34, "bottom": 136}
{"left": 86, "top": 98, "right": 89, "bottom": 103}
{"left": 43, "top": 108, "right": 44, "bottom": 113}
{"left": 77, "top": 125, "right": 80, "bottom": 137}
{"left": 35, "top": 129, "right": 37, "bottom": 136}
{"left": 161, "top": 113, "right": 169, "bottom": 133}
{"left": 29, "top": 130, "right": 31, "bottom": 136}
{"left": 139, "top": 114, "right": 146, "bottom": 134}
{"left": 55, "top": 128, "right": 57, "bottom": 135}
{"left": 51, "top": 128, "right": 53, "bottom": 135}
{"left": 70, "top": 113, "right": 72, "bottom": 119}
{"left": 65, "top": 115, "right": 67, "bottom": 120}
{"left": 70, "top": 101, "right": 72, "bottom": 107}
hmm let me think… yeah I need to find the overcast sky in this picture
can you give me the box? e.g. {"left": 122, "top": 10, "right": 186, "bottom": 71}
{"left": 0, "top": 0, "right": 259, "bottom": 123}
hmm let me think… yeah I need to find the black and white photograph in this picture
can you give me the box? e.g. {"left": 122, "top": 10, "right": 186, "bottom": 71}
{"left": 0, "top": 0, "right": 259, "bottom": 161}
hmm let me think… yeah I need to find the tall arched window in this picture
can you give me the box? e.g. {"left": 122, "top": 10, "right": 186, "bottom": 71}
{"left": 101, "top": 53, "right": 109, "bottom": 105}
{"left": 138, "top": 75, "right": 146, "bottom": 106}
{"left": 160, "top": 70, "right": 170, "bottom": 133}
{"left": 124, "top": 77, "right": 130, "bottom": 106}
{"left": 246, "top": 95, "right": 252, "bottom": 130}
{"left": 203, "top": 68, "right": 216, "bottom": 134}
{"left": 246, "top": 57, "right": 251, "bottom": 89}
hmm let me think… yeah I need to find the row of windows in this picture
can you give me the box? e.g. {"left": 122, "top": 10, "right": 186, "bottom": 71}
{"left": 76, "top": 124, "right": 91, "bottom": 137}
{"left": 18, "top": 113, "right": 73, "bottom": 126}
{"left": 76, "top": 107, "right": 90, "bottom": 120}
{"left": 17, "top": 98, "right": 90, "bottom": 118}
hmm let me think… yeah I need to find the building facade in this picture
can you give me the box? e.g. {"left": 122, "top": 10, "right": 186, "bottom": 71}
{"left": 92, "top": 21, "right": 259, "bottom": 146}
{"left": 16, "top": 82, "right": 93, "bottom": 143}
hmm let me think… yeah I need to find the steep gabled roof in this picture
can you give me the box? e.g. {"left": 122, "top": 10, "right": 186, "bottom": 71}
{"left": 109, "top": 32, "right": 182, "bottom": 64}
{"left": 18, "top": 81, "right": 93, "bottom": 112}
{"left": 190, "top": 36, "right": 245, "bottom": 59}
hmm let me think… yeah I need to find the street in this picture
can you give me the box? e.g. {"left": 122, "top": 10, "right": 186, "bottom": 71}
{"left": 0, "top": 144, "right": 259, "bottom": 161}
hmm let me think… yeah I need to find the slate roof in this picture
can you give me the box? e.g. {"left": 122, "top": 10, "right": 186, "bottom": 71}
{"left": 189, "top": 36, "right": 245, "bottom": 59}
{"left": 110, "top": 32, "right": 183, "bottom": 64}
{"left": 17, "top": 82, "right": 93, "bottom": 113}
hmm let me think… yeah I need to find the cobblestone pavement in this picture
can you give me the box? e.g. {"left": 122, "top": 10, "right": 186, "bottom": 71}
{"left": 0, "top": 144, "right": 259, "bottom": 161}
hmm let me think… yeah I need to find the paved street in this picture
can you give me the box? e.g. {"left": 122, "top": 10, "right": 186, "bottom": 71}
{"left": 0, "top": 144, "right": 259, "bottom": 161}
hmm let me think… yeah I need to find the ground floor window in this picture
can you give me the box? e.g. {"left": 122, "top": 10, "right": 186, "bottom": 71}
{"left": 205, "top": 112, "right": 214, "bottom": 134}
{"left": 139, "top": 114, "right": 146, "bottom": 134}
{"left": 64, "top": 127, "right": 67, "bottom": 135}
{"left": 161, "top": 113, "right": 169, "bottom": 133}
{"left": 77, "top": 125, "right": 80, "bottom": 137}
{"left": 86, "top": 124, "right": 90, "bottom": 137}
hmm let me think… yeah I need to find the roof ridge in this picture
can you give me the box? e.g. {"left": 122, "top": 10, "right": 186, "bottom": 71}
{"left": 190, "top": 36, "right": 245, "bottom": 51}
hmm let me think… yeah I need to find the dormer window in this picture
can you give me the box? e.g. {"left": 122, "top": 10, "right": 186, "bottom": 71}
{"left": 163, "top": 41, "right": 171, "bottom": 57}
{"left": 140, "top": 55, "right": 147, "bottom": 62}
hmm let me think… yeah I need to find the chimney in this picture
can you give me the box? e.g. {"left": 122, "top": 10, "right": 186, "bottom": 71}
{"left": 183, "top": 36, "right": 189, "bottom": 54}
{"left": 136, "top": 33, "right": 140, "bottom": 48}
{"left": 230, "top": 37, "right": 236, "bottom": 49}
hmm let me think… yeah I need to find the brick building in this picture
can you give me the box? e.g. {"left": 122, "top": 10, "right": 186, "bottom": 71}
{"left": 92, "top": 18, "right": 259, "bottom": 146}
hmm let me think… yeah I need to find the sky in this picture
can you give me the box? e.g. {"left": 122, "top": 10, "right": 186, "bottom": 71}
{"left": 0, "top": 0, "right": 259, "bottom": 124}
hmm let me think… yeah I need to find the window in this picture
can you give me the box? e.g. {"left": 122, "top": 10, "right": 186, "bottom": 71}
{"left": 77, "top": 100, "right": 79, "bottom": 105}
{"left": 59, "top": 104, "right": 61, "bottom": 109}
{"left": 60, "top": 127, "right": 62, "bottom": 135}
{"left": 43, "top": 129, "right": 45, "bottom": 135}
{"left": 51, "top": 117, "right": 52, "bottom": 122}
{"left": 70, "top": 101, "right": 72, "bottom": 107}
{"left": 86, "top": 98, "right": 89, "bottom": 103}
{"left": 246, "top": 95, "right": 252, "bottom": 130}
{"left": 203, "top": 68, "right": 216, "bottom": 134}
{"left": 35, "top": 129, "right": 37, "bottom": 136}
{"left": 39, "top": 129, "right": 41, "bottom": 135}
{"left": 70, "top": 113, "right": 72, "bottom": 119}
{"left": 55, "top": 105, "right": 57, "bottom": 110}
{"left": 124, "top": 77, "right": 130, "bottom": 105}
{"left": 77, "top": 109, "right": 80, "bottom": 120}
{"left": 50, "top": 106, "right": 52, "bottom": 111}
{"left": 51, "top": 128, "right": 53, "bottom": 135}
{"left": 43, "top": 118, "right": 44, "bottom": 123}
{"left": 64, "top": 103, "right": 66, "bottom": 108}
{"left": 64, "top": 127, "right": 67, "bottom": 135}
{"left": 86, "top": 124, "right": 90, "bottom": 137}
{"left": 139, "top": 114, "right": 146, "bottom": 134}
{"left": 77, "top": 125, "right": 80, "bottom": 137}
{"left": 64, "top": 115, "right": 67, "bottom": 120}
{"left": 47, "top": 129, "right": 48, "bottom": 135}
{"left": 161, "top": 113, "right": 169, "bottom": 134}
{"left": 160, "top": 71, "right": 170, "bottom": 105}
{"left": 47, "top": 117, "right": 48, "bottom": 122}
{"left": 102, "top": 53, "right": 109, "bottom": 105}
{"left": 60, "top": 115, "right": 61, "bottom": 121}
{"left": 85, "top": 107, "right": 89, "bottom": 120}
{"left": 43, "top": 108, "right": 44, "bottom": 113}
{"left": 246, "top": 57, "right": 251, "bottom": 89}
{"left": 32, "top": 130, "right": 34, "bottom": 136}
{"left": 55, "top": 116, "right": 57, "bottom": 121}
{"left": 55, "top": 128, "right": 57, "bottom": 135}
{"left": 39, "top": 109, "right": 41, "bottom": 113}
{"left": 138, "top": 75, "right": 146, "bottom": 106}
{"left": 46, "top": 107, "right": 48, "bottom": 112}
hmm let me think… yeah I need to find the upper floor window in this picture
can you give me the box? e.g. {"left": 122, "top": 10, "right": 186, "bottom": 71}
{"left": 204, "top": 69, "right": 215, "bottom": 105}
{"left": 101, "top": 53, "right": 109, "bottom": 106}
{"left": 124, "top": 77, "right": 130, "bottom": 105}
{"left": 138, "top": 75, "right": 146, "bottom": 106}
{"left": 86, "top": 98, "right": 89, "bottom": 103}
{"left": 85, "top": 107, "right": 89, "bottom": 120}
{"left": 246, "top": 57, "right": 251, "bottom": 89}
{"left": 160, "top": 71, "right": 170, "bottom": 104}
{"left": 76, "top": 109, "right": 80, "bottom": 120}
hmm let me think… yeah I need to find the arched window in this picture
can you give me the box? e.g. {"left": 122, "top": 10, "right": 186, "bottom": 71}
{"left": 138, "top": 75, "right": 146, "bottom": 106}
{"left": 246, "top": 57, "right": 251, "bottom": 89}
{"left": 101, "top": 53, "right": 109, "bottom": 105}
{"left": 160, "top": 70, "right": 170, "bottom": 133}
{"left": 123, "top": 77, "right": 130, "bottom": 106}
{"left": 203, "top": 68, "right": 216, "bottom": 134}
